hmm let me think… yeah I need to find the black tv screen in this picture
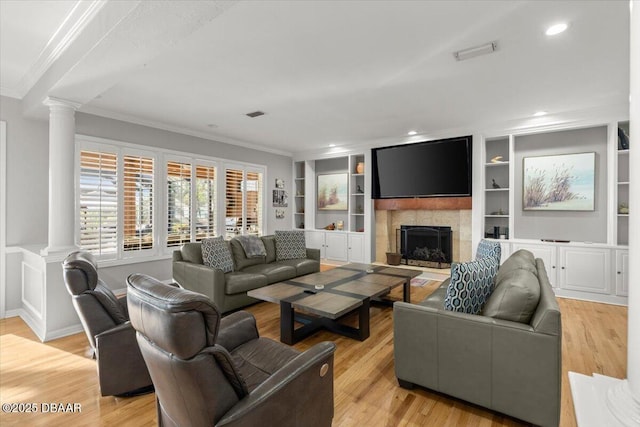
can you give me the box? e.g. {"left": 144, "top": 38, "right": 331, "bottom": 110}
{"left": 371, "top": 136, "right": 472, "bottom": 199}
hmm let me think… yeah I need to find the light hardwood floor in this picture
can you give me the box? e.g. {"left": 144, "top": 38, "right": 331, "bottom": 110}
{"left": 0, "top": 277, "right": 627, "bottom": 426}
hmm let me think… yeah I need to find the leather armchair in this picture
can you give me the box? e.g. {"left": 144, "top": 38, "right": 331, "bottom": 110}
{"left": 126, "top": 273, "right": 336, "bottom": 427}
{"left": 62, "top": 251, "right": 153, "bottom": 397}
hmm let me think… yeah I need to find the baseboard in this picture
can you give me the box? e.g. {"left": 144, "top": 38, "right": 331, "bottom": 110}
{"left": 2, "top": 308, "right": 83, "bottom": 342}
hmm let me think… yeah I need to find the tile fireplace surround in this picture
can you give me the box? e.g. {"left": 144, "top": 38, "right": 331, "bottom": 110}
{"left": 374, "top": 198, "right": 472, "bottom": 267}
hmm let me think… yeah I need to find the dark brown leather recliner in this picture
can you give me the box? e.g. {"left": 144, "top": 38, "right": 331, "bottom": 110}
{"left": 62, "top": 251, "right": 153, "bottom": 396}
{"left": 126, "top": 273, "right": 336, "bottom": 427}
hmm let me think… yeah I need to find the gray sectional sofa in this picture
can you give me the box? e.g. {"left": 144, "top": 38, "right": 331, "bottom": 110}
{"left": 393, "top": 249, "right": 562, "bottom": 427}
{"left": 172, "top": 235, "right": 320, "bottom": 313}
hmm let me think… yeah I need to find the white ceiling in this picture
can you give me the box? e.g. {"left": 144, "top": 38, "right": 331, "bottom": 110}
{"left": 0, "top": 0, "right": 630, "bottom": 155}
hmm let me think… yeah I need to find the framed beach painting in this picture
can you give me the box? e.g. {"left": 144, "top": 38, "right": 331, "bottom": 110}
{"left": 317, "top": 173, "right": 348, "bottom": 210}
{"left": 523, "top": 152, "right": 595, "bottom": 211}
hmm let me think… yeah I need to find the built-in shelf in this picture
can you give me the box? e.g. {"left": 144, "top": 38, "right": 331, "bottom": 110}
{"left": 484, "top": 162, "right": 509, "bottom": 167}
{"left": 485, "top": 188, "right": 509, "bottom": 192}
{"left": 618, "top": 182, "right": 630, "bottom": 185}
{"left": 485, "top": 215, "right": 509, "bottom": 218}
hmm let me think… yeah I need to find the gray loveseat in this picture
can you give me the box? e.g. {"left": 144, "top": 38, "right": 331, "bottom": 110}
{"left": 393, "top": 249, "right": 561, "bottom": 427}
{"left": 173, "top": 235, "right": 320, "bottom": 313}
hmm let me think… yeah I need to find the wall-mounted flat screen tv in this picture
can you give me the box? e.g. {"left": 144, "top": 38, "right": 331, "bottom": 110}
{"left": 371, "top": 136, "right": 472, "bottom": 199}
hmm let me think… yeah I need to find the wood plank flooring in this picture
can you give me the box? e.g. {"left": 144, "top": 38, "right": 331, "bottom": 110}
{"left": 0, "top": 277, "right": 627, "bottom": 426}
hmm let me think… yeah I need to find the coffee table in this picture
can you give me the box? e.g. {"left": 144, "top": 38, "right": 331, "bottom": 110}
{"left": 247, "top": 263, "right": 422, "bottom": 344}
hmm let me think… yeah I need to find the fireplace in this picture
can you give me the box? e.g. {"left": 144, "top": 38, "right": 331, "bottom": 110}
{"left": 398, "top": 225, "right": 453, "bottom": 269}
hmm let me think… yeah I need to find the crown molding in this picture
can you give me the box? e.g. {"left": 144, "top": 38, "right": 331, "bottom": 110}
{"left": 78, "top": 105, "right": 294, "bottom": 158}
{"left": 15, "top": 1, "right": 107, "bottom": 99}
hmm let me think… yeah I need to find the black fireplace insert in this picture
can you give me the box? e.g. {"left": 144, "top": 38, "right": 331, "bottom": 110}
{"left": 397, "top": 225, "right": 452, "bottom": 269}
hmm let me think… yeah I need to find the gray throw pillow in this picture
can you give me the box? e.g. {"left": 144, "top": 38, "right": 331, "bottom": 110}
{"left": 201, "top": 237, "right": 234, "bottom": 273}
{"left": 274, "top": 230, "right": 306, "bottom": 261}
{"left": 443, "top": 257, "right": 499, "bottom": 314}
{"left": 482, "top": 268, "right": 541, "bottom": 324}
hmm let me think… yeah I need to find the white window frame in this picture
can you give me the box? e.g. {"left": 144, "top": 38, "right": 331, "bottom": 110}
{"left": 75, "top": 135, "right": 268, "bottom": 263}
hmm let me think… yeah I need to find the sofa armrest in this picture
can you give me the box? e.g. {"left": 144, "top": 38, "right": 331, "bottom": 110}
{"left": 217, "top": 311, "right": 259, "bottom": 351}
{"left": 217, "top": 341, "right": 336, "bottom": 427}
{"left": 172, "top": 261, "right": 226, "bottom": 307}
{"left": 94, "top": 322, "right": 152, "bottom": 396}
{"left": 306, "top": 248, "right": 320, "bottom": 262}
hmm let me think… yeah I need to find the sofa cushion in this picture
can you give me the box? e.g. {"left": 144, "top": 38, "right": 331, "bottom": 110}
{"left": 180, "top": 242, "right": 203, "bottom": 264}
{"left": 225, "top": 272, "right": 268, "bottom": 294}
{"left": 476, "top": 239, "right": 502, "bottom": 263}
{"left": 277, "top": 258, "right": 320, "bottom": 276}
{"left": 482, "top": 259, "right": 541, "bottom": 324}
{"left": 202, "top": 237, "right": 234, "bottom": 273}
{"left": 235, "top": 235, "right": 267, "bottom": 257}
{"left": 275, "top": 230, "right": 306, "bottom": 261}
{"left": 261, "top": 235, "right": 277, "bottom": 264}
{"left": 230, "top": 238, "right": 265, "bottom": 270}
{"left": 242, "top": 263, "right": 297, "bottom": 283}
{"left": 444, "top": 258, "right": 498, "bottom": 314}
{"left": 495, "top": 249, "right": 537, "bottom": 283}
{"left": 419, "top": 279, "right": 449, "bottom": 309}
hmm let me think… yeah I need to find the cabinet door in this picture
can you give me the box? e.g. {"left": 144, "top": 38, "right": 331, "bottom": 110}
{"left": 559, "top": 247, "right": 611, "bottom": 294}
{"left": 325, "top": 232, "right": 348, "bottom": 262}
{"left": 348, "top": 234, "right": 365, "bottom": 263}
{"left": 616, "top": 250, "right": 629, "bottom": 296}
{"left": 305, "top": 230, "right": 326, "bottom": 259}
{"left": 512, "top": 243, "right": 557, "bottom": 287}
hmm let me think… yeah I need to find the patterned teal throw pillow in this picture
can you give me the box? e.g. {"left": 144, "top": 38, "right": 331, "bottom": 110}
{"left": 275, "top": 230, "right": 306, "bottom": 261}
{"left": 475, "top": 239, "right": 502, "bottom": 264}
{"left": 201, "top": 237, "right": 234, "bottom": 273}
{"left": 444, "top": 257, "right": 499, "bottom": 314}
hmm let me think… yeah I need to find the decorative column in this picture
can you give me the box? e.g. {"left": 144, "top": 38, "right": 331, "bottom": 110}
{"left": 605, "top": 0, "right": 640, "bottom": 423}
{"left": 41, "top": 97, "right": 81, "bottom": 256}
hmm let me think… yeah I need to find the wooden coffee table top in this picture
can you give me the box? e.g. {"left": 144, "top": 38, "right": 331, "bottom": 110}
{"left": 248, "top": 263, "right": 422, "bottom": 319}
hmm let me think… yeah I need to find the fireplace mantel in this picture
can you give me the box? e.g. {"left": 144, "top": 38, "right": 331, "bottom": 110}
{"left": 374, "top": 197, "right": 472, "bottom": 211}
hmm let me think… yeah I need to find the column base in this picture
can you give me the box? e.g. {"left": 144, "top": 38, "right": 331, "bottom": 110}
{"left": 569, "top": 372, "right": 640, "bottom": 427}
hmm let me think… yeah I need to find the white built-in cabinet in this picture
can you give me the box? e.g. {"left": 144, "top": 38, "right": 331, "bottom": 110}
{"left": 478, "top": 120, "right": 630, "bottom": 305}
{"left": 616, "top": 250, "right": 629, "bottom": 297}
{"left": 295, "top": 153, "right": 371, "bottom": 264}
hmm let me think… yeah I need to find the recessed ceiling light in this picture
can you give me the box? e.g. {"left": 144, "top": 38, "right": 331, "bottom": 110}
{"left": 246, "top": 111, "right": 265, "bottom": 118}
{"left": 408, "top": 131, "right": 417, "bottom": 136}
{"left": 533, "top": 111, "right": 547, "bottom": 117}
{"left": 546, "top": 23, "right": 568, "bottom": 36}
{"left": 329, "top": 144, "right": 336, "bottom": 147}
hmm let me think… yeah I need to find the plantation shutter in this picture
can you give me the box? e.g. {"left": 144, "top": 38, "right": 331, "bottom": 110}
{"left": 79, "top": 150, "right": 118, "bottom": 257}
{"left": 123, "top": 155, "right": 154, "bottom": 252}
{"left": 245, "top": 171, "right": 263, "bottom": 235}
{"left": 195, "top": 165, "right": 216, "bottom": 241}
{"left": 225, "top": 168, "right": 244, "bottom": 238}
{"left": 167, "top": 161, "right": 191, "bottom": 247}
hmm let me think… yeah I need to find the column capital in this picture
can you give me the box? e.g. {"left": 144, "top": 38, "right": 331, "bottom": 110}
{"left": 42, "top": 96, "right": 82, "bottom": 111}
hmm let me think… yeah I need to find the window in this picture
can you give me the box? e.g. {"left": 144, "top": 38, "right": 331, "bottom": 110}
{"left": 79, "top": 150, "right": 118, "bottom": 257}
{"left": 166, "top": 161, "right": 191, "bottom": 247}
{"left": 123, "top": 155, "right": 154, "bottom": 251}
{"left": 225, "top": 167, "right": 263, "bottom": 238}
{"left": 195, "top": 165, "right": 217, "bottom": 240}
{"left": 76, "top": 135, "right": 265, "bottom": 262}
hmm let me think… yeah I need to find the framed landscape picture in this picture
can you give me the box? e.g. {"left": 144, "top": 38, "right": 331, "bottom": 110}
{"left": 523, "top": 152, "right": 595, "bottom": 211}
{"left": 317, "top": 173, "right": 348, "bottom": 210}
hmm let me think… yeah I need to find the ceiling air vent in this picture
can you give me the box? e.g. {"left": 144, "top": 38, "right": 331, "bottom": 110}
{"left": 246, "top": 111, "right": 265, "bottom": 118}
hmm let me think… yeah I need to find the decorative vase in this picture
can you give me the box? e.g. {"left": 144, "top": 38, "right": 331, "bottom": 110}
{"left": 356, "top": 162, "right": 364, "bottom": 174}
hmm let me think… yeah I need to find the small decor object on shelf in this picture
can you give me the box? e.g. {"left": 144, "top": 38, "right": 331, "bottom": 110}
{"left": 619, "top": 203, "right": 629, "bottom": 214}
{"left": 490, "top": 155, "right": 504, "bottom": 163}
{"left": 324, "top": 223, "right": 336, "bottom": 230}
{"left": 356, "top": 205, "right": 364, "bottom": 214}
{"left": 492, "top": 179, "right": 501, "bottom": 189}
{"left": 618, "top": 128, "right": 629, "bottom": 150}
{"left": 356, "top": 162, "right": 365, "bottom": 174}
{"left": 336, "top": 220, "right": 344, "bottom": 231}
{"left": 356, "top": 184, "right": 364, "bottom": 193}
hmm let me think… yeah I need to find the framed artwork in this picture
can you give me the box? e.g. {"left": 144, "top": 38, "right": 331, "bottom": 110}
{"left": 275, "top": 209, "right": 285, "bottom": 219}
{"left": 317, "top": 173, "right": 348, "bottom": 210}
{"left": 523, "top": 152, "right": 595, "bottom": 211}
{"left": 272, "top": 189, "right": 288, "bottom": 207}
{"left": 275, "top": 178, "right": 284, "bottom": 189}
